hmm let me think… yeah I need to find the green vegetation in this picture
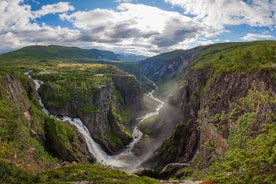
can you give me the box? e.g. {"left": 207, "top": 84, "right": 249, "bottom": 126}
{"left": 190, "top": 41, "right": 276, "bottom": 76}
{"left": 0, "top": 69, "right": 58, "bottom": 173}
{"left": 0, "top": 160, "right": 158, "bottom": 184}
{"left": 31, "top": 63, "right": 133, "bottom": 150}
{"left": 0, "top": 45, "right": 155, "bottom": 92}
{"left": 161, "top": 123, "right": 188, "bottom": 163}
{"left": 143, "top": 50, "right": 185, "bottom": 61}
{"left": 205, "top": 90, "right": 276, "bottom": 183}
{"left": 0, "top": 45, "right": 119, "bottom": 61}
{"left": 44, "top": 118, "right": 92, "bottom": 162}
{"left": 38, "top": 163, "right": 158, "bottom": 184}
{"left": 207, "top": 123, "right": 275, "bottom": 184}
{"left": 35, "top": 64, "right": 116, "bottom": 109}
{"left": 174, "top": 90, "right": 276, "bottom": 183}
{"left": 0, "top": 66, "right": 158, "bottom": 183}
{"left": 0, "top": 159, "right": 36, "bottom": 184}
{"left": 1, "top": 41, "right": 275, "bottom": 183}
{"left": 75, "top": 59, "right": 155, "bottom": 92}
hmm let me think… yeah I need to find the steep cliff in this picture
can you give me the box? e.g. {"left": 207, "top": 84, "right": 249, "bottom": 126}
{"left": 139, "top": 46, "right": 209, "bottom": 83}
{"left": 153, "top": 41, "right": 276, "bottom": 182}
{"left": 38, "top": 65, "right": 144, "bottom": 154}
{"left": 160, "top": 69, "right": 276, "bottom": 164}
{"left": 0, "top": 70, "right": 53, "bottom": 172}
{"left": 0, "top": 69, "right": 94, "bottom": 173}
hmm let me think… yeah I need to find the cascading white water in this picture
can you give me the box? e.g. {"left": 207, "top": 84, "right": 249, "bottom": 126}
{"left": 26, "top": 71, "right": 164, "bottom": 173}
{"left": 61, "top": 117, "right": 108, "bottom": 162}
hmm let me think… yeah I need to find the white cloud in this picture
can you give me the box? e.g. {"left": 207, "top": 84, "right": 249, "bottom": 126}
{"left": 0, "top": 0, "right": 32, "bottom": 30}
{"left": 0, "top": 32, "right": 21, "bottom": 50}
{"left": 60, "top": 3, "right": 215, "bottom": 55}
{"left": 241, "top": 33, "right": 274, "bottom": 41}
{"left": 1, "top": 1, "right": 274, "bottom": 56}
{"left": 34, "top": 2, "right": 75, "bottom": 18}
{"left": 165, "top": 0, "right": 276, "bottom": 28}
{"left": 0, "top": 0, "right": 80, "bottom": 51}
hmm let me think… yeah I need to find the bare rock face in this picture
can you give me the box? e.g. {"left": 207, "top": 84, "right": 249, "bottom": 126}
{"left": 139, "top": 46, "right": 210, "bottom": 83}
{"left": 4, "top": 75, "right": 29, "bottom": 108}
{"left": 111, "top": 74, "right": 144, "bottom": 114}
{"left": 159, "top": 69, "right": 276, "bottom": 166}
{"left": 39, "top": 75, "right": 144, "bottom": 154}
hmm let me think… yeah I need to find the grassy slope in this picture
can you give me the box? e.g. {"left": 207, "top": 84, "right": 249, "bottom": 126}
{"left": 0, "top": 45, "right": 119, "bottom": 61}
{"left": 190, "top": 41, "right": 276, "bottom": 73}
{"left": 0, "top": 45, "right": 155, "bottom": 92}
{"left": 0, "top": 160, "right": 158, "bottom": 184}
{"left": 0, "top": 69, "right": 58, "bottom": 173}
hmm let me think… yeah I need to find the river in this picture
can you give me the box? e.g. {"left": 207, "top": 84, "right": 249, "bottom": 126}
{"left": 25, "top": 71, "right": 164, "bottom": 173}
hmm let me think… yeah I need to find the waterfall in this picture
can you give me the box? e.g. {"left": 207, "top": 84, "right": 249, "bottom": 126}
{"left": 60, "top": 117, "right": 108, "bottom": 162}
{"left": 26, "top": 71, "right": 164, "bottom": 173}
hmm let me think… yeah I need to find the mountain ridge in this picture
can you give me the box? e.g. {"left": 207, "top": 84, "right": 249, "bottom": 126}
{"left": 0, "top": 45, "right": 119, "bottom": 61}
{"left": 0, "top": 40, "right": 275, "bottom": 183}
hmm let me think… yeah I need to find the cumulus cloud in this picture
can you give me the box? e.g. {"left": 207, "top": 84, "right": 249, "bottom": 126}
{"left": 151, "top": 18, "right": 203, "bottom": 47}
{"left": 33, "top": 2, "right": 75, "bottom": 18}
{"left": 0, "top": 0, "right": 32, "bottom": 30}
{"left": 165, "top": 0, "right": 276, "bottom": 29}
{"left": 0, "top": 0, "right": 79, "bottom": 51}
{"left": 0, "top": 0, "right": 274, "bottom": 56}
{"left": 60, "top": 3, "right": 212, "bottom": 55}
{"left": 242, "top": 33, "right": 274, "bottom": 41}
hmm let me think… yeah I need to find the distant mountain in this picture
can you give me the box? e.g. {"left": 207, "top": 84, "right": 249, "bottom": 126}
{"left": 116, "top": 53, "right": 147, "bottom": 62}
{"left": 0, "top": 45, "right": 119, "bottom": 61}
{"left": 90, "top": 49, "right": 119, "bottom": 61}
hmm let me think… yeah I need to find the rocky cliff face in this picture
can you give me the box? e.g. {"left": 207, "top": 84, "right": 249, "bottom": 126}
{"left": 0, "top": 72, "right": 95, "bottom": 173}
{"left": 139, "top": 46, "right": 209, "bottom": 83}
{"left": 112, "top": 74, "right": 144, "bottom": 114}
{"left": 159, "top": 69, "right": 276, "bottom": 167}
{"left": 39, "top": 74, "right": 144, "bottom": 154}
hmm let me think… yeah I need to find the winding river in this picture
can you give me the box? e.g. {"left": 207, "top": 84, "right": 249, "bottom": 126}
{"left": 25, "top": 71, "right": 164, "bottom": 173}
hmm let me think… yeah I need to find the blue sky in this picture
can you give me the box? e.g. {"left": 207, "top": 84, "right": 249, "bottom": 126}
{"left": 0, "top": 0, "right": 275, "bottom": 55}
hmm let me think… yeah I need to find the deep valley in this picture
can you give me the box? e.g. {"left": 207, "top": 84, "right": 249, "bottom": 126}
{"left": 0, "top": 41, "right": 275, "bottom": 184}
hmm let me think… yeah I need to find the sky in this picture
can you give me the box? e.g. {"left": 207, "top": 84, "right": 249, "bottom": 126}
{"left": 0, "top": 0, "right": 275, "bottom": 56}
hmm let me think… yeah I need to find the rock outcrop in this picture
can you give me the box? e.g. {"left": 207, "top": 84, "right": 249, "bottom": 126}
{"left": 159, "top": 69, "right": 276, "bottom": 167}
{"left": 39, "top": 74, "right": 144, "bottom": 154}
{"left": 139, "top": 46, "right": 209, "bottom": 83}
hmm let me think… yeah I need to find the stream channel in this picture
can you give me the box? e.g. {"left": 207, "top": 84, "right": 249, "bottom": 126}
{"left": 25, "top": 71, "right": 164, "bottom": 173}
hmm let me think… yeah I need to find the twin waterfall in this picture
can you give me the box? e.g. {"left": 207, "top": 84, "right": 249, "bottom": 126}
{"left": 26, "top": 72, "right": 164, "bottom": 173}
